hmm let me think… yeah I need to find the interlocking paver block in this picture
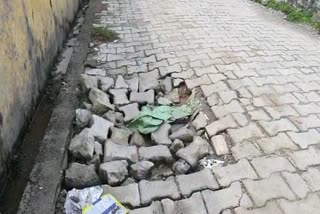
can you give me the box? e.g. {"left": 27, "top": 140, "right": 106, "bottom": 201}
{"left": 200, "top": 81, "right": 229, "bottom": 97}
{"left": 251, "top": 155, "right": 296, "bottom": 178}
{"left": 231, "top": 141, "right": 262, "bottom": 160}
{"left": 264, "top": 105, "right": 299, "bottom": 120}
{"left": 212, "top": 159, "right": 258, "bottom": 186}
{"left": 102, "top": 183, "right": 140, "bottom": 207}
{"left": 176, "top": 169, "right": 219, "bottom": 197}
{"left": 228, "top": 123, "right": 265, "bottom": 144}
{"left": 257, "top": 133, "right": 298, "bottom": 154}
{"left": 277, "top": 194, "right": 320, "bottom": 214}
{"left": 211, "top": 100, "right": 245, "bottom": 119}
{"left": 259, "top": 118, "right": 298, "bottom": 136}
{"left": 287, "top": 129, "right": 320, "bottom": 149}
{"left": 201, "top": 182, "right": 242, "bottom": 214}
{"left": 243, "top": 174, "right": 295, "bottom": 206}
{"left": 206, "top": 115, "right": 238, "bottom": 137}
{"left": 139, "top": 177, "right": 180, "bottom": 205}
{"left": 288, "top": 146, "right": 320, "bottom": 170}
{"left": 235, "top": 201, "right": 283, "bottom": 214}
{"left": 301, "top": 167, "right": 320, "bottom": 191}
{"left": 290, "top": 115, "right": 320, "bottom": 131}
{"left": 281, "top": 172, "right": 309, "bottom": 199}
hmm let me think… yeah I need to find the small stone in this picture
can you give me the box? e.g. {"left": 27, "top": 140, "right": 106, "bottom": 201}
{"left": 119, "top": 103, "right": 140, "bottom": 122}
{"left": 165, "top": 88, "right": 180, "bottom": 103}
{"left": 139, "top": 145, "right": 173, "bottom": 163}
{"left": 127, "top": 77, "right": 139, "bottom": 92}
{"left": 211, "top": 135, "right": 230, "bottom": 156}
{"left": 69, "top": 129, "right": 95, "bottom": 160}
{"left": 173, "top": 78, "right": 184, "bottom": 87}
{"left": 176, "top": 136, "right": 212, "bottom": 168}
{"left": 130, "top": 131, "right": 149, "bottom": 147}
{"left": 89, "top": 88, "right": 114, "bottom": 113}
{"left": 110, "top": 127, "right": 132, "bottom": 145}
{"left": 104, "top": 140, "right": 138, "bottom": 163}
{"left": 170, "top": 139, "right": 184, "bottom": 153}
{"left": 81, "top": 74, "right": 98, "bottom": 91}
{"left": 192, "top": 112, "right": 208, "bottom": 130}
{"left": 109, "top": 89, "right": 129, "bottom": 105}
{"left": 139, "top": 78, "right": 159, "bottom": 92}
{"left": 139, "top": 177, "right": 180, "bottom": 205}
{"left": 151, "top": 123, "right": 172, "bottom": 145}
{"left": 94, "top": 141, "right": 103, "bottom": 157}
{"left": 151, "top": 165, "right": 174, "bottom": 180}
{"left": 102, "top": 183, "right": 140, "bottom": 207}
{"left": 88, "top": 115, "right": 114, "bottom": 141}
{"left": 130, "top": 161, "right": 154, "bottom": 180}
{"left": 100, "top": 160, "right": 129, "bottom": 186}
{"left": 115, "top": 75, "right": 129, "bottom": 89}
{"left": 157, "top": 97, "right": 172, "bottom": 105}
{"left": 161, "top": 76, "right": 173, "bottom": 93}
{"left": 103, "top": 111, "right": 124, "bottom": 125}
{"left": 121, "top": 177, "right": 136, "bottom": 186}
{"left": 98, "top": 76, "right": 114, "bottom": 92}
{"left": 130, "top": 90, "right": 154, "bottom": 104}
{"left": 172, "top": 159, "right": 190, "bottom": 174}
{"left": 170, "top": 126, "right": 194, "bottom": 143}
{"left": 65, "top": 163, "right": 100, "bottom": 189}
{"left": 75, "top": 109, "right": 92, "bottom": 128}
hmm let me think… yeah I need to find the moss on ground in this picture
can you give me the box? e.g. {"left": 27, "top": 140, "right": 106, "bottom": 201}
{"left": 91, "top": 26, "right": 119, "bottom": 42}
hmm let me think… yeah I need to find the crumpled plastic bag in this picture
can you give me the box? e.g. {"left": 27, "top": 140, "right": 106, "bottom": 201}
{"left": 128, "top": 94, "right": 199, "bottom": 134}
{"left": 64, "top": 186, "right": 103, "bottom": 214}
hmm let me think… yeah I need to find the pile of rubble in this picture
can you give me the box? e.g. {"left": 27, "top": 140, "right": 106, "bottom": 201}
{"left": 61, "top": 43, "right": 225, "bottom": 212}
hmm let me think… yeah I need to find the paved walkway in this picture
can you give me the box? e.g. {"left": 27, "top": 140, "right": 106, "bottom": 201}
{"left": 94, "top": 0, "right": 320, "bottom": 213}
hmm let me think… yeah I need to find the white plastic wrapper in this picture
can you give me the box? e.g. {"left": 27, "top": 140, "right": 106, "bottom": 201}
{"left": 199, "top": 157, "right": 224, "bottom": 169}
{"left": 64, "top": 186, "right": 103, "bottom": 214}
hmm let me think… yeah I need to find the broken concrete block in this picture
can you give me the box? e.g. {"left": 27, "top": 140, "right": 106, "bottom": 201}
{"left": 139, "top": 145, "right": 173, "bottom": 163}
{"left": 65, "top": 163, "right": 100, "bottom": 189}
{"left": 172, "top": 159, "right": 190, "bottom": 175}
{"left": 157, "top": 97, "right": 172, "bottom": 105}
{"left": 151, "top": 123, "right": 172, "bottom": 145}
{"left": 104, "top": 140, "right": 138, "bottom": 163}
{"left": 85, "top": 68, "right": 106, "bottom": 76}
{"left": 103, "top": 111, "right": 124, "bottom": 125}
{"left": 165, "top": 88, "right": 180, "bottom": 103}
{"left": 88, "top": 115, "right": 114, "bottom": 142}
{"left": 75, "top": 109, "right": 92, "bottom": 128}
{"left": 130, "top": 161, "right": 154, "bottom": 180}
{"left": 100, "top": 160, "right": 128, "bottom": 186}
{"left": 110, "top": 127, "right": 132, "bottom": 145}
{"left": 127, "top": 77, "right": 139, "bottom": 92}
{"left": 161, "top": 76, "right": 173, "bottom": 93}
{"left": 130, "top": 201, "right": 163, "bottom": 214}
{"left": 94, "top": 141, "right": 103, "bottom": 157}
{"left": 169, "top": 126, "right": 194, "bottom": 143}
{"left": 89, "top": 88, "right": 114, "bottom": 113}
{"left": 130, "top": 131, "right": 149, "bottom": 147}
{"left": 109, "top": 89, "right": 129, "bottom": 105}
{"left": 69, "top": 128, "right": 95, "bottom": 160}
{"left": 81, "top": 74, "right": 98, "bottom": 91}
{"left": 115, "top": 75, "right": 129, "bottom": 89}
{"left": 170, "top": 139, "right": 184, "bottom": 153}
{"left": 176, "top": 136, "right": 212, "bottom": 168}
{"left": 151, "top": 165, "right": 174, "bottom": 180}
{"left": 119, "top": 103, "right": 140, "bottom": 122}
{"left": 130, "top": 90, "right": 154, "bottom": 105}
{"left": 192, "top": 112, "right": 208, "bottom": 130}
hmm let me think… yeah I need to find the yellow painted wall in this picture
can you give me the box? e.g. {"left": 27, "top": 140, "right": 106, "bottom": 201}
{"left": 0, "top": 0, "right": 80, "bottom": 177}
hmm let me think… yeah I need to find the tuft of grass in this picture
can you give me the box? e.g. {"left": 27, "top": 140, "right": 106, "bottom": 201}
{"left": 260, "top": 0, "right": 320, "bottom": 33}
{"left": 91, "top": 26, "right": 119, "bottom": 42}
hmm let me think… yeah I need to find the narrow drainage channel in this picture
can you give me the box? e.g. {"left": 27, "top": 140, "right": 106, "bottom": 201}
{"left": 0, "top": 7, "right": 86, "bottom": 212}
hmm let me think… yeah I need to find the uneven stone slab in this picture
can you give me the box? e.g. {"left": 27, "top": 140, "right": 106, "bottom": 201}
{"left": 139, "top": 145, "right": 173, "bottom": 163}
{"left": 139, "top": 177, "right": 180, "bottom": 205}
{"left": 170, "top": 139, "right": 184, "bottom": 153}
{"left": 192, "top": 112, "right": 208, "bottom": 130}
{"left": 65, "top": 163, "right": 100, "bottom": 189}
{"left": 130, "top": 90, "right": 155, "bottom": 104}
{"left": 287, "top": 146, "right": 320, "bottom": 170}
{"left": 201, "top": 182, "right": 242, "bottom": 214}
{"left": 235, "top": 201, "right": 283, "bottom": 214}
{"left": 103, "top": 110, "right": 124, "bottom": 125}
{"left": 211, "top": 135, "right": 229, "bottom": 156}
{"left": 169, "top": 126, "right": 194, "bottom": 143}
{"left": 130, "top": 131, "right": 149, "bottom": 147}
{"left": 89, "top": 88, "right": 114, "bottom": 113}
{"left": 231, "top": 141, "right": 262, "bottom": 160}
{"left": 99, "top": 76, "right": 114, "bottom": 92}
{"left": 119, "top": 103, "right": 140, "bottom": 122}
{"left": 102, "top": 183, "right": 141, "bottom": 207}
{"left": 75, "top": 109, "right": 92, "bottom": 128}
{"left": 176, "top": 169, "right": 219, "bottom": 197}
{"left": 104, "top": 140, "right": 138, "bottom": 163}
{"left": 206, "top": 115, "right": 238, "bottom": 137}
{"left": 176, "top": 136, "right": 212, "bottom": 168}
{"left": 130, "top": 161, "right": 154, "bottom": 180}
{"left": 151, "top": 123, "right": 172, "bottom": 145}
{"left": 162, "top": 192, "right": 207, "bottom": 214}
{"left": 139, "top": 78, "right": 159, "bottom": 92}
{"left": 115, "top": 75, "right": 129, "bottom": 89}
{"left": 127, "top": 77, "right": 139, "bottom": 92}
{"left": 277, "top": 194, "right": 320, "bottom": 214}
{"left": 69, "top": 128, "right": 95, "bottom": 160}
{"left": 100, "top": 160, "right": 129, "bottom": 186}
{"left": 88, "top": 115, "right": 114, "bottom": 141}
{"left": 81, "top": 74, "right": 98, "bottom": 91}
{"left": 172, "top": 159, "right": 190, "bottom": 175}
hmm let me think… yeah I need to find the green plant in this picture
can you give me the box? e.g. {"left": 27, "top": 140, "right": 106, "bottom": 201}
{"left": 260, "top": 0, "right": 320, "bottom": 33}
{"left": 91, "top": 26, "right": 119, "bottom": 42}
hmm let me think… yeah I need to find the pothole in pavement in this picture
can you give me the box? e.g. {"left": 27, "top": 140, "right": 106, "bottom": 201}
{"left": 55, "top": 41, "right": 233, "bottom": 213}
